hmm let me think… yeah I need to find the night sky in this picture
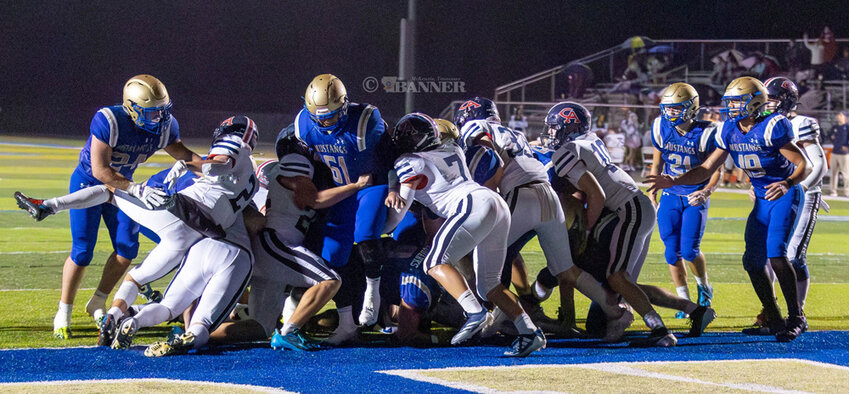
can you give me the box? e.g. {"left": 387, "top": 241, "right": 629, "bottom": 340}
{"left": 1, "top": 0, "right": 846, "bottom": 139}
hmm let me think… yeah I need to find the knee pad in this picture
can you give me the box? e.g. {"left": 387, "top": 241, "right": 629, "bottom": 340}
{"left": 791, "top": 258, "right": 810, "bottom": 281}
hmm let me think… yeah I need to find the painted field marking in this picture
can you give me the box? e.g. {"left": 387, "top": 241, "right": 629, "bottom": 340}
{"left": 380, "top": 358, "right": 849, "bottom": 394}
{"left": 0, "top": 378, "right": 293, "bottom": 393}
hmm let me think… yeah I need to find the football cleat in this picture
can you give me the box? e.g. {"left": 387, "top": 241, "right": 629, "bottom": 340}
{"left": 97, "top": 314, "right": 117, "bottom": 347}
{"left": 166, "top": 325, "right": 185, "bottom": 343}
{"left": 674, "top": 311, "right": 689, "bottom": 319}
{"left": 451, "top": 310, "right": 490, "bottom": 345}
{"left": 138, "top": 283, "right": 163, "bottom": 303}
{"left": 503, "top": 328, "right": 546, "bottom": 358}
{"left": 112, "top": 318, "right": 138, "bottom": 350}
{"left": 145, "top": 332, "right": 196, "bottom": 357}
{"left": 776, "top": 316, "right": 806, "bottom": 342}
{"left": 697, "top": 284, "right": 713, "bottom": 307}
{"left": 603, "top": 307, "right": 634, "bottom": 343}
{"left": 14, "top": 192, "right": 54, "bottom": 221}
{"left": 480, "top": 307, "right": 512, "bottom": 338}
{"left": 53, "top": 326, "right": 71, "bottom": 340}
{"left": 271, "top": 328, "right": 321, "bottom": 351}
{"left": 358, "top": 304, "right": 378, "bottom": 327}
{"left": 629, "top": 327, "right": 677, "bottom": 347}
{"left": 688, "top": 306, "right": 717, "bottom": 337}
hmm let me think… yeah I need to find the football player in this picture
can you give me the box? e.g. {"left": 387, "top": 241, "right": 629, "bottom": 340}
{"left": 293, "top": 74, "right": 389, "bottom": 343}
{"left": 649, "top": 83, "right": 718, "bottom": 314}
{"left": 383, "top": 113, "right": 545, "bottom": 357}
{"left": 17, "top": 116, "right": 259, "bottom": 346}
{"left": 648, "top": 77, "right": 811, "bottom": 341}
{"left": 547, "top": 101, "right": 676, "bottom": 347}
{"left": 14, "top": 75, "right": 200, "bottom": 339}
{"left": 455, "top": 97, "right": 631, "bottom": 342}
{"left": 256, "top": 128, "right": 371, "bottom": 350}
{"left": 762, "top": 77, "right": 827, "bottom": 328}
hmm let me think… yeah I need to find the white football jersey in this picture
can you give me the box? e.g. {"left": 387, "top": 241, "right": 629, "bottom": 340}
{"left": 395, "top": 144, "right": 489, "bottom": 218}
{"left": 790, "top": 114, "right": 823, "bottom": 193}
{"left": 179, "top": 134, "right": 258, "bottom": 229}
{"left": 552, "top": 133, "right": 640, "bottom": 210}
{"left": 459, "top": 120, "right": 548, "bottom": 194}
{"left": 262, "top": 154, "right": 318, "bottom": 243}
{"left": 790, "top": 115, "right": 821, "bottom": 143}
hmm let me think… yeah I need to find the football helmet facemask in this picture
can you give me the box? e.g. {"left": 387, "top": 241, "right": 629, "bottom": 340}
{"left": 659, "top": 82, "right": 700, "bottom": 127}
{"left": 544, "top": 101, "right": 591, "bottom": 149}
{"left": 720, "top": 77, "right": 768, "bottom": 122}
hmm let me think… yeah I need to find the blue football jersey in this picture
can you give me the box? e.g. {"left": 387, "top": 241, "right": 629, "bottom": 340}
{"left": 651, "top": 118, "right": 717, "bottom": 195}
{"left": 76, "top": 105, "right": 179, "bottom": 183}
{"left": 294, "top": 103, "right": 385, "bottom": 187}
{"left": 715, "top": 113, "right": 795, "bottom": 198}
{"left": 531, "top": 146, "right": 555, "bottom": 181}
{"left": 465, "top": 144, "right": 503, "bottom": 185}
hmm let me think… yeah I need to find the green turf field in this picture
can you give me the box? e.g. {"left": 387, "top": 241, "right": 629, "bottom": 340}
{"left": 1, "top": 136, "right": 847, "bottom": 348}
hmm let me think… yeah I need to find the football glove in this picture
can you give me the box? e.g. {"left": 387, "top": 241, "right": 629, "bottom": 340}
{"left": 164, "top": 160, "right": 189, "bottom": 189}
{"left": 128, "top": 182, "right": 168, "bottom": 209}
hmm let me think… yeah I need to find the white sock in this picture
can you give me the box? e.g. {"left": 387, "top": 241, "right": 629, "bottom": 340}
{"left": 694, "top": 276, "right": 708, "bottom": 287}
{"left": 187, "top": 324, "right": 209, "bottom": 348}
{"left": 114, "top": 281, "right": 139, "bottom": 305}
{"left": 533, "top": 281, "right": 550, "bottom": 299}
{"left": 798, "top": 278, "right": 810, "bottom": 310}
{"left": 54, "top": 302, "right": 72, "bottom": 328}
{"left": 512, "top": 313, "right": 537, "bottom": 335}
{"left": 336, "top": 306, "right": 356, "bottom": 331}
{"left": 281, "top": 323, "right": 298, "bottom": 335}
{"left": 643, "top": 310, "right": 665, "bottom": 330}
{"left": 457, "top": 290, "right": 484, "bottom": 314}
{"left": 575, "top": 271, "right": 619, "bottom": 317}
{"left": 44, "top": 185, "right": 110, "bottom": 211}
{"left": 107, "top": 306, "right": 124, "bottom": 321}
{"left": 364, "top": 277, "right": 381, "bottom": 303}
{"left": 282, "top": 294, "right": 298, "bottom": 323}
{"left": 676, "top": 286, "right": 691, "bottom": 300}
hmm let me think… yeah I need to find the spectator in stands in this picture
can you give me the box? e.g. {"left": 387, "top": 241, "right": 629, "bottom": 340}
{"left": 604, "top": 127, "right": 626, "bottom": 166}
{"left": 834, "top": 47, "right": 849, "bottom": 80}
{"left": 829, "top": 111, "right": 849, "bottom": 197}
{"left": 619, "top": 109, "right": 642, "bottom": 171}
{"left": 822, "top": 26, "right": 837, "bottom": 64}
{"left": 508, "top": 107, "right": 528, "bottom": 134}
{"left": 786, "top": 39, "right": 810, "bottom": 79}
{"left": 804, "top": 32, "right": 828, "bottom": 75}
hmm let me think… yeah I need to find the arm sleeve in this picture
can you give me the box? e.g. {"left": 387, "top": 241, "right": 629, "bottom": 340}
{"left": 552, "top": 146, "right": 587, "bottom": 182}
{"left": 800, "top": 142, "right": 828, "bottom": 190}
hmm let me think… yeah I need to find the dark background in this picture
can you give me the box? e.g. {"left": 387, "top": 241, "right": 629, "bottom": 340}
{"left": 1, "top": 0, "right": 846, "bottom": 140}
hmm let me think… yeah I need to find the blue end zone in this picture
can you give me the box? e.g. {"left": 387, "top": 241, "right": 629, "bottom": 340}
{"left": 1, "top": 331, "right": 847, "bottom": 393}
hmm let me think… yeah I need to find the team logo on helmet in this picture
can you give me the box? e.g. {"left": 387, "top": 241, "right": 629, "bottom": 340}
{"left": 558, "top": 108, "right": 580, "bottom": 123}
{"left": 459, "top": 100, "right": 482, "bottom": 111}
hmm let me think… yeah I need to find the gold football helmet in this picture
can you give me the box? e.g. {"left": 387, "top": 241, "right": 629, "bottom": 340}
{"left": 434, "top": 118, "right": 459, "bottom": 144}
{"left": 122, "top": 74, "right": 171, "bottom": 134}
{"left": 304, "top": 74, "right": 349, "bottom": 131}
{"left": 659, "top": 82, "right": 699, "bottom": 127}
{"left": 721, "top": 76, "right": 768, "bottom": 122}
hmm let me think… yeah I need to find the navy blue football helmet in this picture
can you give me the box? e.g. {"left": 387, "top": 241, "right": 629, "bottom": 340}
{"left": 391, "top": 113, "right": 441, "bottom": 154}
{"left": 453, "top": 97, "right": 501, "bottom": 129}
{"left": 764, "top": 77, "right": 799, "bottom": 116}
{"left": 213, "top": 115, "right": 258, "bottom": 151}
{"left": 544, "top": 102, "right": 591, "bottom": 149}
{"left": 275, "top": 123, "right": 311, "bottom": 161}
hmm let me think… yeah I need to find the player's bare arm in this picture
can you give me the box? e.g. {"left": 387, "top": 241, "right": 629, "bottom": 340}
{"left": 764, "top": 142, "right": 809, "bottom": 201}
{"left": 164, "top": 140, "right": 202, "bottom": 162}
{"left": 313, "top": 173, "right": 372, "bottom": 209}
{"left": 648, "top": 148, "right": 663, "bottom": 205}
{"left": 574, "top": 171, "right": 605, "bottom": 230}
{"left": 647, "top": 148, "right": 727, "bottom": 193}
{"left": 89, "top": 137, "right": 133, "bottom": 191}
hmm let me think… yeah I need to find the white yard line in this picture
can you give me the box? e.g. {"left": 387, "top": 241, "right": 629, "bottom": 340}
{"left": 379, "top": 358, "right": 846, "bottom": 394}
{"left": 0, "top": 378, "right": 293, "bottom": 393}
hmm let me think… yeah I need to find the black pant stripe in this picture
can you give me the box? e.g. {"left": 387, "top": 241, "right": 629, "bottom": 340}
{"left": 260, "top": 230, "right": 330, "bottom": 283}
{"left": 208, "top": 263, "right": 253, "bottom": 331}
{"left": 425, "top": 196, "right": 473, "bottom": 271}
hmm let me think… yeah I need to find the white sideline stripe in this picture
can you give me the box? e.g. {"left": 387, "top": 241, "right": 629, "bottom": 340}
{"left": 0, "top": 287, "right": 95, "bottom": 292}
{"left": 0, "top": 250, "right": 69, "bottom": 255}
{"left": 0, "top": 378, "right": 294, "bottom": 393}
{"left": 379, "top": 358, "right": 848, "bottom": 394}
